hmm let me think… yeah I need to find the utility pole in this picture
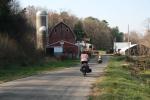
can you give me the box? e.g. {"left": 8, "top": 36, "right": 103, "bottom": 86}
{"left": 128, "top": 24, "right": 130, "bottom": 56}
{"left": 148, "top": 22, "right": 150, "bottom": 32}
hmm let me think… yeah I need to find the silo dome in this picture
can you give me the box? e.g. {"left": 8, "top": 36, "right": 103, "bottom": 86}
{"left": 36, "top": 11, "right": 47, "bottom": 16}
{"left": 39, "top": 26, "right": 47, "bottom": 32}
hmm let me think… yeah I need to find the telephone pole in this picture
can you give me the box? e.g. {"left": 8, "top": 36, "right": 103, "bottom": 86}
{"left": 128, "top": 24, "right": 130, "bottom": 56}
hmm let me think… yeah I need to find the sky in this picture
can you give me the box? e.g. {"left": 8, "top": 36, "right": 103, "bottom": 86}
{"left": 19, "top": 0, "right": 150, "bottom": 34}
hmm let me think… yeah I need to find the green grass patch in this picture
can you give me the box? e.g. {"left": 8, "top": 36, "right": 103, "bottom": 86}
{"left": 0, "top": 59, "right": 79, "bottom": 83}
{"left": 89, "top": 56, "right": 150, "bottom": 100}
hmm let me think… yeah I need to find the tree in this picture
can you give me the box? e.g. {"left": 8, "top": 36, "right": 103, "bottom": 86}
{"left": 0, "top": 1, "right": 41, "bottom": 66}
{"left": 0, "top": 0, "right": 12, "bottom": 32}
{"left": 140, "top": 31, "right": 150, "bottom": 48}
{"left": 83, "top": 17, "right": 112, "bottom": 49}
{"left": 111, "top": 27, "right": 123, "bottom": 42}
{"left": 0, "top": 0, "right": 28, "bottom": 41}
{"left": 73, "top": 20, "right": 85, "bottom": 41}
{"left": 102, "top": 20, "right": 109, "bottom": 26}
{"left": 129, "top": 31, "right": 140, "bottom": 44}
{"left": 60, "top": 11, "right": 78, "bottom": 29}
{"left": 48, "top": 11, "right": 79, "bottom": 30}
{"left": 0, "top": 0, "right": 11, "bottom": 15}
{"left": 25, "top": 6, "right": 38, "bottom": 28}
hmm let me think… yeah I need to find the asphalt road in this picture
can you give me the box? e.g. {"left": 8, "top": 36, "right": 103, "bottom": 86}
{"left": 0, "top": 56, "right": 109, "bottom": 100}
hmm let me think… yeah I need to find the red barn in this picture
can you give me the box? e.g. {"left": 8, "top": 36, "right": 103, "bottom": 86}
{"left": 46, "top": 22, "right": 78, "bottom": 58}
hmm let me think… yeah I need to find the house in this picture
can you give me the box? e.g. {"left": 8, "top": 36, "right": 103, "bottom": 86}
{"left": 46, "top": 22, "right": 78, "bottom": 58}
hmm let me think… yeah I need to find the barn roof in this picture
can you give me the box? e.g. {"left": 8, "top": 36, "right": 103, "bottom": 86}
{"left": 49, "top": 22, "right": 76, "bottom": 40}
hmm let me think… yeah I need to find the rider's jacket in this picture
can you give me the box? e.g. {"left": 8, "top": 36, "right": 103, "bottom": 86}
{"left": 80, "top": 54, "right": 88, "bottom": 62}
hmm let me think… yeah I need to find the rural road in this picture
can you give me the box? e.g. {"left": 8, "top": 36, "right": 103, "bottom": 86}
{"left": 0, "top": 56, "right": 109, "bottom": 100}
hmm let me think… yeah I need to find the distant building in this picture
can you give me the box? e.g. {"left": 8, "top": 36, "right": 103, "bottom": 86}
{"left": 119, "top": 44, "right": 137, "bottom": 55}
{"left": 114, "top": 42, "right": 131, "bottom": 52}
{"left": 114, "top": 42, "right": 134, "bottom": 55}
{"left": 125, "top": 44, "right": 150, "bottom": 56}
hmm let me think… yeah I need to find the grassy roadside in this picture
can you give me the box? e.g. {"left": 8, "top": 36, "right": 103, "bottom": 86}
{"left": 0, "top": 59, "right": 79, "bottom": 83}
{"left": 89, "top": 56, "right": 150, "bottom": 100}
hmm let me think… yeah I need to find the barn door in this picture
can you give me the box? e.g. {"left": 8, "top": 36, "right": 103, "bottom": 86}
{"left": 46, "top": 48, "right": 54, "bottom": 56}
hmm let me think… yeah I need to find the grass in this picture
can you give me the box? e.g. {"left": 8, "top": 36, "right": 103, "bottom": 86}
{"left": 89, "top": 56, "right": 150, "bottom": 100}
{"left": 99, "top": 50, "right": 106, "bottom": 55}
{"left": 0, "top": 59, "right": 79, "bottom": 83}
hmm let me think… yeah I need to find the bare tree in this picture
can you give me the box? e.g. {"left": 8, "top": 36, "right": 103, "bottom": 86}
{"left": 25, "top": 6, "right": 38, "bottom": 28}
{"left": 129, "top": 31, "right": 140, "bottom": 44}
{"left": 83, "top": 17, "right": 112, "bottom": 49}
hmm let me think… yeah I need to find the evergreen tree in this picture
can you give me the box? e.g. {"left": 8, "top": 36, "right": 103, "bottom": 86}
{"left": 74, "top": 20, "right": 85, "bottom": 41}
{"left": 0, "top": 0, "right": 28, "bottom": 41}
{"left": 0, "top": 0, "right": 12, "bottom": 32}
{"left": 111, "top": 27, "right": 123, "bottom": 42}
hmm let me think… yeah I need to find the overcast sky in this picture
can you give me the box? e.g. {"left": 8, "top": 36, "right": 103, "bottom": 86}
{"left": 19, "top": 0, "right": 150, "bottom": 34}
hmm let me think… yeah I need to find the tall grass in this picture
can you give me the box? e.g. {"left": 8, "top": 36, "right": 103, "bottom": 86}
{"left": 0, "top": 34, "right": 42, "bottom": 67}
{"left": 0, "top": 34, "right": 19, "bottom": 66}
{"left": 89, "top": 56, "right": 150, "bottom": 100}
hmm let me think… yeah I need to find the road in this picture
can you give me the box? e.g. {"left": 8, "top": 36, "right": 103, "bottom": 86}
{"left": 0, "top": 56, "right": 109, "bottom": 100}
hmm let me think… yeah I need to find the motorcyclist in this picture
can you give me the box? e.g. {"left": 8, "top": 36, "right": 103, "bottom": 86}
{"left": 80, "top": 51, "right": 89, "bottom": 65}
{"left": 97, "top": 53, "right": 102, "bottom": 63}
{"left": 80, "top": 51, "right": 91, "bottom": 75}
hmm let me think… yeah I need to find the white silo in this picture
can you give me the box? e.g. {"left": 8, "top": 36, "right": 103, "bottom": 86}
{"left": 36, "top": 11, "right": 48, "bottom": 51}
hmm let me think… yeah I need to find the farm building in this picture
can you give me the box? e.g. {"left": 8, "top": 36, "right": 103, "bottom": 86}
{"left": 118, "top": 44, "right": 137, "bottom": 55}
{"left": 125, "top": 44, "right": 150, "bottom": 56}
{"left": 114, "top": 42, "right": 131, "bottom": 52}
{"left": 46, "top": 22, "right": 78, "bottom": 58}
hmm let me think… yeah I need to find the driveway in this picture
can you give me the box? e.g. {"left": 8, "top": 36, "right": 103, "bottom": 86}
{"left": 0, "top": 56, "right": 109, "bottom": 100}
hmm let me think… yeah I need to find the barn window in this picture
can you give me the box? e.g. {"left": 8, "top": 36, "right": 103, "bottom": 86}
{"left": 66, "top": 29, "right": 69, "bottom": 31}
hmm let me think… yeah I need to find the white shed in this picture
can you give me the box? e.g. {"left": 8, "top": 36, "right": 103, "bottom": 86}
{"left": 114, "top": 42, "right": 131, "bottom": 52}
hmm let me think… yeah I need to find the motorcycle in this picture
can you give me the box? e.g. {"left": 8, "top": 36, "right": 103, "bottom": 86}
{"left": 80, "top": 62, "right": 91, "bottom": 77}
{"left": 97, "top": 55, "right": 102, "bottom": 63}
